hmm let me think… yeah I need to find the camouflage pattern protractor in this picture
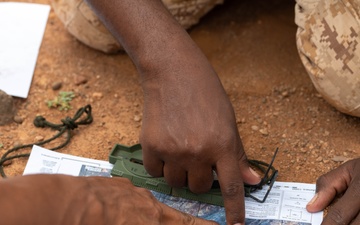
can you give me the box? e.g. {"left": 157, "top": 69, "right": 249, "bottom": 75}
{"left": 109, "top": 144, "right": 279, "bottom": 206}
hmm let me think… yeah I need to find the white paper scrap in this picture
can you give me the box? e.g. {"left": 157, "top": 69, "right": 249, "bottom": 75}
{"left": 0, "top": 2, "right": 50, "bottom": 98}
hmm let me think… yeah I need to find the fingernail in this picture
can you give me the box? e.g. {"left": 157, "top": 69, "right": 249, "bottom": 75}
{"left": 249, "top": 167, "right": 261, "bottom": 178}
{"left": 307, "top": 193, "right": 318, "bottom": 205}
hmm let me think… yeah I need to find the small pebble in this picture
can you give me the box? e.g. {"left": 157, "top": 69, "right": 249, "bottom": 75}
{"left": 74, "top": 75, "right": 88, "bottom": 85}
{"left": 134, "top": 115, "right": 141, "bottom": 122}
{"left": 331, "top": 156, "right": 349, "bottom": 162}
{"left": 13, "top": 142, "right": 22, "bottom": 148}
{"left": 281, "top": 91, "right": 289, "bottom": 97}
{"left": 35, "top": 136, "right": 44, "bottom": 142}
{"left": 51, "top": 81, "right": 62, "bottom": 90}
{"left": 92, "top": 92, "right": 103, "bottom": 99}
{"left": 251, "top": 125, "right": 259, "bottom": 131}
{"left": 13, "top": 115, "right": 23, "bottom": 124}
{"left": 259, "top": 128, "right": 269, "bottom": 136}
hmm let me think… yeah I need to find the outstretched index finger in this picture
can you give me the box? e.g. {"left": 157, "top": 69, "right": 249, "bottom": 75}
{"left": 216, "top": 155, "right": 245, "bottom": 225}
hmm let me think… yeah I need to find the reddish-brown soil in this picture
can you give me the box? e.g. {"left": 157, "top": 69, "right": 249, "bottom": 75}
{"left": 1, "top": 0, "right": 359, "bottom": 188}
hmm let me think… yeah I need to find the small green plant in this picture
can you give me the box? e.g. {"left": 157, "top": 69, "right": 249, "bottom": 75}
{"left": 46, "top": 91, "right": 75, "bottom": 111}
{"left": 0, "top": 143, "right": 3, "bottom": 148}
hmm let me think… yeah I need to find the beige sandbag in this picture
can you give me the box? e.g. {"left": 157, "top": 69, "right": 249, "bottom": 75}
{"left": 51, "top": 0, "right": 223, "bottom": 53}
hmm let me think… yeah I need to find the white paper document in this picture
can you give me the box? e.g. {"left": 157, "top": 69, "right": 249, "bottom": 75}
{"left": 0, "top": 2, "right": 50, "bottom": 98}
{"left": 244, "top": 182, "right": 323, "bottom": 224}
{"left": 24, "top": 146, "right": 323, "bottom": 225}
{"left": 23, "top": 145, "right": 113, "bottom": 177}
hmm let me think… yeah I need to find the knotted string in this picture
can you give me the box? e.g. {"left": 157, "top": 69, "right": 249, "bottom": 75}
{"left": 0, "top": 105, "right": 93, "bottom": 178}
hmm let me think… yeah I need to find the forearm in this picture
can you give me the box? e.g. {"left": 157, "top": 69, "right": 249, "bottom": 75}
{"left": 84, "top": 0, "right": 214, "bottom": 80}
{"left": 82, "top": 3, "right": 255, "bottom": 224}
{"left": 0, "top": 175, "right": 90, "bottom": 225}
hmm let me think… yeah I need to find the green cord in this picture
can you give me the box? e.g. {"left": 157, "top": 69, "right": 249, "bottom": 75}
{"left": 0, "top": 105, "right": 93, "bottom": 178}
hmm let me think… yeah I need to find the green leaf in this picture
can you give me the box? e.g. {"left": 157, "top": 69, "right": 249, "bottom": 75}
{"left": 46, "top": 91, "right": 75, "bottom": 110}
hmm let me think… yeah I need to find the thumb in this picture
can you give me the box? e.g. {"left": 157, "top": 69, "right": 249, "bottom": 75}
{"left": 240, "top": 148, "right": 280, "bottom": 185}
{"left": 306, "top": 164, "right": 350, "bottom": 213}
{"left": 306, "top": 191, "right": 334, "bottom": 213}
{"left": 238, "top": 155, "right": 261, "bottom": 185}
{"left": 240, "top": 161, "right": 261, "bottom": 185}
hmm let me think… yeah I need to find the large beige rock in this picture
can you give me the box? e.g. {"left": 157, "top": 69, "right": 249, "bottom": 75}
{"left": 51, "top": 0, "right": 223, "bottom": 53}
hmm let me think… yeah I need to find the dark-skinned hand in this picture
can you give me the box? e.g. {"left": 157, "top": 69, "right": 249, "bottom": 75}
{"left": 0, "top": 174, "right": 219, "bottom": 225}
{"left": 307, "top": 158, "right": 360, "bottom": 224}
{"left": 85, "top": 1, "right": 261, "bottom": 224}
{"left": 139, "top": 45, "right": 262, "bottom": 224}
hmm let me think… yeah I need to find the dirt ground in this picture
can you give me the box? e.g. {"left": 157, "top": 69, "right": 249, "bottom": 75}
{"left": 1, "top": 0, "right": 359, "bottom": 187}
